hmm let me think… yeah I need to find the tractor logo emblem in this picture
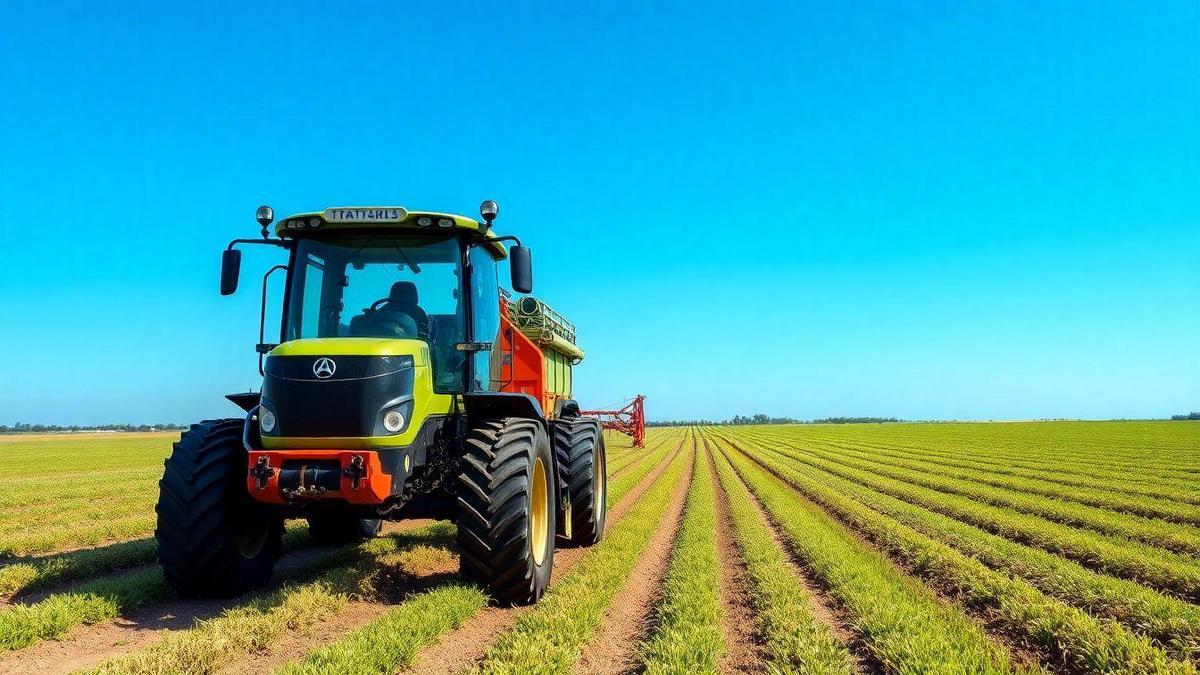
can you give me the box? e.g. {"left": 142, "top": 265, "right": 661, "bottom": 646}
{"left": 313, "top": 358, "right": 336, "bottom": 379}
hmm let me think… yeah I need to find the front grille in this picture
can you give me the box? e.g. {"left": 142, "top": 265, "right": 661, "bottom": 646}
{"left": 262, "top": 356, "right": 414, "bottom": 437}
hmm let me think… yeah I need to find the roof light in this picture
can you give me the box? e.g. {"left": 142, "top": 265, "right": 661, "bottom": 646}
{"left": 437, "top": 218, "right": 454, "bottom": 228}
{"left": 480, "top": 200, "right": 499, "bottom": 225}
{"left": 418, "top": 216, "right": 432, "bottom": 227}
{"left": 309, "top": 218, "right": 321, "bottom": 228}
{"left": 256, "top": 206, "right": 274, "bottom": 227}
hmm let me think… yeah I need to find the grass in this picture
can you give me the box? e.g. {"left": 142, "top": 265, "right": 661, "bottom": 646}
{"left": 3, "top": 422, "right": 1198, "bottom": 675}
{"left": 275, "top": 584, "right": 487, "bottom": 674}
{"left": 726, "top": 435, "right": 1196, "bottom": 674}
{"left": 473, "top": 446, "right": 691, "bottom": 674}
{"left": 88, "top": 523, "right": 458, "bottom": 674}
{"left": 0, "top": 537, "right": 157, "bottom": 598}
{"left": 704, "top": 434, "right": 855, "bottom": 675}
{"left": 0, "top": 432, "right": 174, "bottom": 556}
{"left": 745, "top": 436, "right": 1200, "bottom": 660}
{"left": 807, "top": 435, "right": 1200, "bottom": 512}
{"left": 765, "top": 431, "right": 1200, "bottom": 553}
{"left": 638, "top": 439, "right": 723, "bottom": 675}
{"left": 752, "top": 431, "right": 1200, "bottom": 601}
{"left": 713, "top": 435, "right": 1026, "bottom": 674}
{"left": 0, "top": 524, "right": 433, "bottom": 652}
{"left": 0, "top": 566, "right": 169, "bottom": 650}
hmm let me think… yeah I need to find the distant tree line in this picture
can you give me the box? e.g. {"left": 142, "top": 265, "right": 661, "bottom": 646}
{"left": 0, "top": 422, "right": 187, "bottom": 434}
{"left": 1172, "top": 412, "right": 1200, "bottom": 421}
{"left": 649, "top": 414, "right": 901, "bottom": 427}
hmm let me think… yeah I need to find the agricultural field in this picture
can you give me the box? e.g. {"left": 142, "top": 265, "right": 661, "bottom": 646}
{"left": 0, "top": 421, "right": 1197, "bottom": 674}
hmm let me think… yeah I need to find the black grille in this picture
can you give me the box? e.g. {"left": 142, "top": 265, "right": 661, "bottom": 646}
{"left": 262, "top": 356, "right": 414, "bottom": 437}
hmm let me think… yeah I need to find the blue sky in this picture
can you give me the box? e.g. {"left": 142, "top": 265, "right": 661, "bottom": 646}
{"left": 0, "top": 1, "right": 1196, "bottom": 423}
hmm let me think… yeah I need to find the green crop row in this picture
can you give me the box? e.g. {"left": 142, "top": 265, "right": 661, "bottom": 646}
{"left": 727, "top": 434, "right": 1199, "bottom": 671}
{"left": 751, "top": 434, "right": 1200, "bottom": 601}
{"left": 606, "top": 429, "right": 676, "bottom": 476}
{"left": 1, "top": 513, "right": 157, "bottom": 558}
{"left": 773, "top": 430, "right": 1200, "bottom": 532}
{"left": 90, "top": 532, "right": 460, "bottom": 674}
{"left": 804, "top": 435, "right": 1200, "bottom": 507}
{"left": 474, "top": 448, "right": 691, "bottom": 674}
{"left": 0, "top": 538, "right": 157, "bottom": 599}
{"left": 702, "top": 434, "right": 854, "bottom": 674}
{"left": 0, "top": 523, "right": 447, "bottom": 652}
{"left": 790, "top": 423, "right": 1197, "bottom": 483}
{"left": 639, "top": 442, "right": 723, "bottom": 675}
{"left": 754, "top": 431, "right": 1200, "bottom": 555}
{"left": 748, "top": 438, "right": 1200, "bottom": 661}
{"left": 710, "top": 437, "right": 1026, "bottom": 674}
{"left": 276, "top": 584, "right": 487, "bottom": 674}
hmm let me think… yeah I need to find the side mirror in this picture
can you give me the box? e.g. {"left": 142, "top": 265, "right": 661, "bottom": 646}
{"left": 510, "top": 245, "right": 533, "bottom": 294}
{"left": 220, "top": 249, "right": 242, "bottom": 295}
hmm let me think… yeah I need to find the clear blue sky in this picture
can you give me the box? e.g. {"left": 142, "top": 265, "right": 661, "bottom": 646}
{"left": 1, "top": 1, "right": 1197, "bottom": 424}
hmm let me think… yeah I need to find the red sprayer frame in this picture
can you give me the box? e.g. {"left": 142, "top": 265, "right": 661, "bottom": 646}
{"left": 581, "top": 395, "right": 646, "bottom": 448}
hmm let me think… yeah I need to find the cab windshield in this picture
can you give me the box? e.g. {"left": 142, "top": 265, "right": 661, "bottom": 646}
{"left": 283, "top": 234, "right": 465, "bottom": 390}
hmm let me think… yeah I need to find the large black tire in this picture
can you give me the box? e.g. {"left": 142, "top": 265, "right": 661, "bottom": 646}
{"left": 307, "top": 515, "right": 382, "bottom": 545}
{"left": 456, "top": 418, "right": 556, "bottom": 605}
{"left": 555, "top": 418, "right": 607, "bottom": 547}
{"left": 156, "top": 419, "right": 284, "bottom": 597}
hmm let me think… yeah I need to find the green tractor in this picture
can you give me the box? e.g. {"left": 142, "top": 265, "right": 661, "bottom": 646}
{"left": 156, "top": 202, "right": 606, "bottom": 605}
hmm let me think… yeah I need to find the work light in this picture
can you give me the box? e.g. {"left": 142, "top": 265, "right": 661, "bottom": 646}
{"left": 480, "top": 200, "right": 499, "bottom": 224}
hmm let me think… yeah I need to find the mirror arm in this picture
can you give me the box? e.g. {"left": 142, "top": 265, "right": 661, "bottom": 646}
{"left": 482, "top": 235, "right": 522, "bottom": 247}
{"left": 227, "top": 238, "right": 293, "bottom": 252}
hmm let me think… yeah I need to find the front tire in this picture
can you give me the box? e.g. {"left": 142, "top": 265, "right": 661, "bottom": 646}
{"left": 156, "top": 419, "right": 283, "bottom": 597}
{"left": 456, "top": 418, "right": 556, "bottom": 605}
{"left": 555, "top": 418, "right": 607, "bottom": 547}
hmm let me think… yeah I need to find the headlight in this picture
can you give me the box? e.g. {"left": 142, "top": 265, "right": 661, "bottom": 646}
{"left": 382, "top": 410, "right": 405, "bottom": 433}
{"left": 260, "top": 408, "right": 276, "bottom": 433}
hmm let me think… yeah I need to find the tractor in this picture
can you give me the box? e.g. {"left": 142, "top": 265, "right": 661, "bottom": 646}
{"left": 155, "top": 202, "right": 606, "bottom": 605}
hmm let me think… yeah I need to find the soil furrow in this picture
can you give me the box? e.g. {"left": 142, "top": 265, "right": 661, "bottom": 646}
{"left": 725, "top": 436, "right": 1052, "bottom": 674}
{"left": 703, "top": 441, "right": 765, "bottom": 674}
{"left": 572, "top": 442, "right": 695, "bottom": 674}
{"left": 402, "top": 439, "right": 686, "bottom": 675}
{"left": 712, "top": 436, "right": 880, "bottom": 674}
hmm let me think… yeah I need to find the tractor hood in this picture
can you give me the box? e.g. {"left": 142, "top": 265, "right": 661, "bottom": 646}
{"left": 268, "top": 337, "right": 432, "bottom": 366}
{"left": 258, "top": 338, "right": 451, "bottom": 448}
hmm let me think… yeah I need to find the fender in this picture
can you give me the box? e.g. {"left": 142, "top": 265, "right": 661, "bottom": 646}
{"left": 227, "top": 391, "right": 261, "bottom": 413}
{"left": 461, "top": 392, "right": 545, "bottom": 421}
{"left": 553, "top": 398, "right": 581, "bottom": 418}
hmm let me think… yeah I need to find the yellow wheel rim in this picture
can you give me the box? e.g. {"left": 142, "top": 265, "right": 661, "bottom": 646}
{"left": 594, "top": 446, "right": 605, "bottom": 513}
{"left": 530, "top": 456, "right": 550, "bottom": 566}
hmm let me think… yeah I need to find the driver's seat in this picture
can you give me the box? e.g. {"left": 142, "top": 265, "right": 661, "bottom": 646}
{"left": 378, "top": 282, "right": 430, "bottom": 339}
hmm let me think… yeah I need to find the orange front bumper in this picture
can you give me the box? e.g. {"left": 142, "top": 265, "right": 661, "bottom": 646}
{"left": 246, "top": 450, "right": 393, "bottom": 505}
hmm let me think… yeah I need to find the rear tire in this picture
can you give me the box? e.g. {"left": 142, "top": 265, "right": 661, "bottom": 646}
{"left": 556, "top": 418, "right": 607, "bottom": 547}
{"left": 155, "top": 419, "right": 283, "bottom": 597}
{"left": 456, "top": 417, "right": 555, "bottom": 605}
{"left": 307, "top": 515, "right": 382, "bottom": 545}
